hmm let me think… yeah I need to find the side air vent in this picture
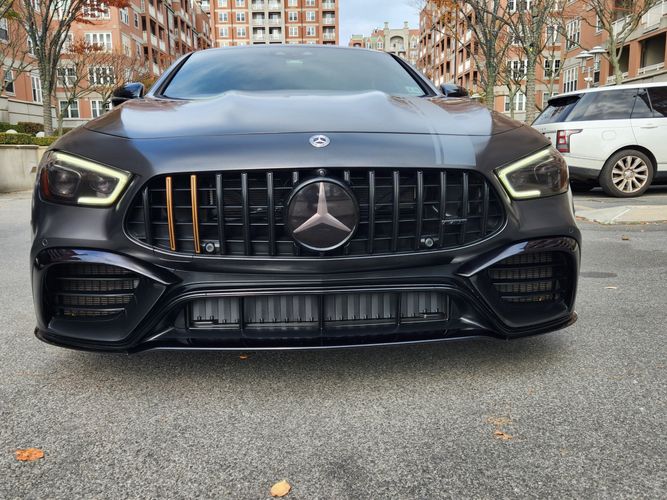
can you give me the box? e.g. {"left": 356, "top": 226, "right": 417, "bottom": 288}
{"left": 47, "top": 263, "right": 141, "bottom": 319}
{"left": 488, "top": 252, "right": 571, "bottom": 304}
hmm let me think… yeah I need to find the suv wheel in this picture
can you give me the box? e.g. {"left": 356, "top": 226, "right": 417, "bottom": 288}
{"left": 600, "top": 150, "right": 653, "bottom": 198}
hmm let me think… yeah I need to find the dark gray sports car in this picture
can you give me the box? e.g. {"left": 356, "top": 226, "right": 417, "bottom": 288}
{"left": 31, "top": 45, "right": 580, "bottom": 352}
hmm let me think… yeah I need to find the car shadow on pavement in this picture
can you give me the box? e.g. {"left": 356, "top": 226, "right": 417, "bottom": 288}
{"left": 53, "top": 334, "right": 572, "bottom": 387}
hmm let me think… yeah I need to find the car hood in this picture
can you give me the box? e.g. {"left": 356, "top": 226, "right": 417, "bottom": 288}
{"left": 84, "top": 91, "right": 522, "bottom": 139}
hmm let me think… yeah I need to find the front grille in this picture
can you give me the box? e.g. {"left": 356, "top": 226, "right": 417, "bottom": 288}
{"left": 188, "top": 291, "right": 449, "bottom": 331}
{"left": 488, "top": 252, "right": 571, "bottom": 304}
{"left": 47, "top": 263, "right": 141, "bottom": 319}
{"left": 126, "top": 168, "right": 504, "bottom": 257}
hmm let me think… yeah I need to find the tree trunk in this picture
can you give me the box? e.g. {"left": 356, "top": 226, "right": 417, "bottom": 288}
{"left": 524, "top": 57, "right": 537, "bottom": 123}
{"left": 609, "top": 42, "right": 624, "bottom": 85}
{"left": 41, "top": 78, "right": 54, "bottom": 136}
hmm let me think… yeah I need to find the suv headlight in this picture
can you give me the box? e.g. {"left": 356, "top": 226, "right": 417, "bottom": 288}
{"left": 496, "top": 147, "right": 569, "bottom": 200}
{"left": 39, "top": 151, "right": 131, "bottom": 207}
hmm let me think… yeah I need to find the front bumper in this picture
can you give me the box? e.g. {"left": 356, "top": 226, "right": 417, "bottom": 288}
{"left": 32, "top": 232, "right": 580, "bottom": 353}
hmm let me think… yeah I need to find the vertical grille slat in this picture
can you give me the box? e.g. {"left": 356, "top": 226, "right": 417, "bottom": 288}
{"left": 267, "top": 172, "right": 276, "bottom": 256}
{"left": 415, "top": 170, "right": 424, "bottom": 251}
{"left": 391, "top": 170, "right": 400, "bottom": 253}
{"left": 128, "top": 168, "right": 504, "bottom": 258}
{"left": 368, "top": 170, "right": 375, "bottom": 254}
{"left": 215, "top": 174, "right": 226, "bottom": 255}
{"left": 241, "top": 172, "right": 251, "bottom": 256}
{"left": 190, "top": 174, "right": 201, "bottom": 254}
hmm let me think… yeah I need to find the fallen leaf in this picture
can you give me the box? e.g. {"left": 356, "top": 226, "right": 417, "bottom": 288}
{"left": 494, "top": 431, "right": 513, "bottom": 441}
{"left": 15, "top": 448, "right": 44, "bottom": 462}
{"left": 239, "top": 354, "right": 249, "bottom": 360}
{"left": 621, "top": 235, "right": 630, "bottom": 241}
{"left": 270, "top": 480, "right": 291, "bottom": 497}
{"left": 605, "top": 286, "right": 618, "bottom": 290}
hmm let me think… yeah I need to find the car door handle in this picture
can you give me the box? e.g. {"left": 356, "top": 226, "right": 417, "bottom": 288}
{"left": 639, "top": 124, "right": 658, "bottom": 129}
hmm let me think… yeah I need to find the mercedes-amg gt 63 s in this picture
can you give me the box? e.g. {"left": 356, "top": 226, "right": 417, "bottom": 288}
{"left": 31, "top": 46, "right": 580, "bottom": 353}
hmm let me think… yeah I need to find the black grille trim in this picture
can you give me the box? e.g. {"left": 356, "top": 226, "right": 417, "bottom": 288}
{"left": 126, "top": 168, "right": 505, "bottom": 258}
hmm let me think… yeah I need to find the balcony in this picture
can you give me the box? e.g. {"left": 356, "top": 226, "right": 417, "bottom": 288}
{"left": 322, "top": 17, "right": 335, "bottom": 25}
{"left": 151, "top": 33, "right": 158, "bottom": 46}
{"left": 152, "top": 62, "right": 160, "bottom": 75}
{"left": 148, "top": 4, "right": 155, "bottom": 17}
{"left": 253, "top": 18, "right": 265, "bottom": 26}
{"left": 323, "top": 32, "right": 336, "bottom": 41}
{"left": 638, "top": 62, "right": 665, "bottom": 74}
{"left": 157, "top": 11, "right": 164, "bottom": 24}
{"left": 159, "top": 39, "right": 166, "bottom": 51}
{"left": 268, "top": 2, "right": 281, "bottom": 10}
{"left": 641, "top": 0, "right": 667, "bottom": 32}
{"left": 606, "top": 72, "right": 629, "bottom": 84}
{"left": 251, "top": 2, "right": 265, "bottom": 10}
{"left": 253, "top": 33, "right": 265, "bottom": 41}
{"left": 269, "top": 33, "right": 281, "bottom": 41}
{"left": 322, "top": 1, "right": 335, "bottom": 9}
{"left": 268, "top": 18, "right": 281, "bottom": 25}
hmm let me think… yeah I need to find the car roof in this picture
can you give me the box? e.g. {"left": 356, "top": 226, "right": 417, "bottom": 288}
{"left": 554, "top": 81, "right": 667, "bottom": 100}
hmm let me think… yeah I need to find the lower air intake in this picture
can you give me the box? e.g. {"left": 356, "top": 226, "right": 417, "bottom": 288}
{"left": 47, "top": 263, "right": 140, "bottom": 319}
{"left": 488, "top": 252, "right": 571, "bottom": 304}
{"left": 188, "top": 291, "right": 449, "bottom": 331}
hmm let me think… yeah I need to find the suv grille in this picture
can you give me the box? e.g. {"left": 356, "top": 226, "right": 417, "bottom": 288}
{"left": 127, "top": 168, "right": 504, "bottom": 257}
{"left": 47, "top": 263, "right": 141, "bottom": 319}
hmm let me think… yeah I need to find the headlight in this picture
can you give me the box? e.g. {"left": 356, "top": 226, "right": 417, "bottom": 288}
{"left": 496, "top": 147, "right": 569, "bottom": 200}
{"left": 39, "top": 151, "right": 131, "bottom": 207}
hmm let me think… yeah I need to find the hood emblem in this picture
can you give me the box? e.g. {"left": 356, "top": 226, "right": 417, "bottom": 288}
{"left": 286, "top": 179, "right": 358, "bottom": 252}
{"left": 309, "top": 135, "right": 330, "bottom": 148}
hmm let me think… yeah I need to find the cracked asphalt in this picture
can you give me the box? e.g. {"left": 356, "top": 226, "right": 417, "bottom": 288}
{"left": 1, "top": 191, "right": 665, "bottom": 499}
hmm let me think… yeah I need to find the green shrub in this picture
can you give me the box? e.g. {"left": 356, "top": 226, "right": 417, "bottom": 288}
{"left": 0, "top": 133, "right": 58, "bottom": 146}
{"left": 0, "top": 122, "right": 13, "bottom": 132}
{"left": 33, "top": 136, "right": 58, "bottom": 146}
{"left": 16, "top": 122, "right": 44, "bottom": 134}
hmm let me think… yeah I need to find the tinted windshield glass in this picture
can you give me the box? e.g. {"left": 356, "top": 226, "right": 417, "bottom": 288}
{"left": 163, "top": 47, "right": 428, "bottom": 98}
{"left": 533, "top": 95, "right": 580, "bottom": 125}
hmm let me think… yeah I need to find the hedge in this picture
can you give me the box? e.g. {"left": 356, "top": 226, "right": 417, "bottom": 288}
{"left": 0, "top": 132, "right": 58, "bottom": 146}
{"left": 0, "top": 122, "right": 73, "bottom": 135}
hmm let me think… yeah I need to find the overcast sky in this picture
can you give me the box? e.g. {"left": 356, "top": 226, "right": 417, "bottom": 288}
{"left": 339, "top": 1, "right": 420, "bottom": 45}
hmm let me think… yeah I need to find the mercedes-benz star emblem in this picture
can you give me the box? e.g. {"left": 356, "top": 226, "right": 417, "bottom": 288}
{"left": 309, "top": 135, "right": 331, "bottom": 148}
{"left": 286, "top": 179, "right": 359, "bottom": 252}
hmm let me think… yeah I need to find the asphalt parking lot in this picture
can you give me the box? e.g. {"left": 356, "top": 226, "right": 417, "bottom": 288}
{"left": 1, "top": 190, "right": 665, "bottom": 499}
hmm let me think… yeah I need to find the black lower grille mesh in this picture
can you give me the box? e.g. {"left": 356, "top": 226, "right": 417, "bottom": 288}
{"left": 47, "top": 263, "right": 140, "bottom": 319}
{"left": 488, "top": 252, "right": 570, "bottom": 304}
{"left": 126, "top": 168, "right": 504, "bottom": 258}
{"left": 188, "top": 291, "right": 449, "bottom": 330}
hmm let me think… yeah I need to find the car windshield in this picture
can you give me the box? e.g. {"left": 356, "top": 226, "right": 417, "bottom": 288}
{"left": 533, "top": 95, "right": 581, "bottom": 125}
{"left": 162, "top": 47, "right": 428, "bottom": 99}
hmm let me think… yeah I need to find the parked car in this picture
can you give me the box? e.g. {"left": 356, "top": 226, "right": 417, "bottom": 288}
{"left": 532, "top": 82, "right": 667, "bottom": 197}
{"left": 31, "top": 45, "right": 580, "bottom": 353}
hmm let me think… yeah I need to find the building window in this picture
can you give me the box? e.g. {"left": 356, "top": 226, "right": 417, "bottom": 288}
{"left": 306, "top": 11, "right": 316, "bottom": 22}
{"left": 504, "top": 92, "right": 526, "bottom": 112}
{"left": 85, "top": 32, "right": 112, "bottom": 51}
{"left": 88, "top": 66, "right": 115, "bottom": 85}
{"left": 83, "top": 0, "right": 111, "bottom": 19}
{"left": 218, "top": 12, "right": 228, "bottom": 22}
{"left": 306, "top": 0, "right": 315, "bottom": 5}
{"left": 289, "top": 26, "right": 298, "bottom": 37}
{"left": 507, "top": 59, "right": 527, "bottom": 80}
{"left": 237, "top": 27, "right": 246, "bottom": 37}
{"left": 119, "top": 8, "right": 129, "bottom": 24}
{"left": 57, "top": 66, "right": 76, "bottom": 86}
{"left": 306, "top": 26, "right": 316, "bottom": 37}
{"left": 544, "top": 59, "right": 561, "bottom": 78}
{"left": 566, "top": 19, "right": 580, "bottom": 50}
{"left": 235, "top": 0, "right": 244, "bottom": 6}
{"left": 563, "top": 66, "right": 578, "bottom": 93}
{"left": 0, "top": 18, "right": 8, "bottom": 42}
{"left": 546, "top": 25, "right": 559, "bottom": 45}
{"left": 91, "top": 100, "right": 108, "bottom": 118}
{"left": 4, "top": 68, "right": 14, "bottom": 94}
{"left": 219, "top": 27, "right": 228, "bottom": 37}
{"left": 236, "top": 12, "right": 245, "bottom": 23}
{"left": 31, "top": 74, "right": 42, "bottom": 103}
{"left": 288, "top": 11, "right": 298, "bottom": 22}
{"left": 59, "top": 100, "right": 80, "bottom": 118}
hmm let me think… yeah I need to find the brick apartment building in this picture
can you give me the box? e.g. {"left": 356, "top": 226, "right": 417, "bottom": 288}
{"left": 418, "top": 0, "right": 667, "bottom": 122}
{"left": 1, "top": 0, "right": 212, "bottom": 127}
{"left": 348, "top": 21, "right": 420, "bottom": 66}
{"left": 207, "top": 0, "right": 338, "bottom": 47}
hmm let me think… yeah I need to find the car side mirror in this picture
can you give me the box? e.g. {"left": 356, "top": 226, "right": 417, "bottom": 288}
{"left": 111, "top": 82, "right": 145, "bottom": 108}
{"left": 440, "top": 83, "right": 469, "bottom": 98}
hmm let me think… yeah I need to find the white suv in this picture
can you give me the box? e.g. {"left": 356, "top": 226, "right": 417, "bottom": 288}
{"left": 532, "top": 82, "right": 667, "bottom": 197}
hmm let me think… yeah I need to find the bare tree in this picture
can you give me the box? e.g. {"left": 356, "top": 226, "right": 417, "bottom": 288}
{"left": 572, "top": 0, "right": 661, "bottom": 85}
{"left": 17, "top": 0, "right": 128, "bottom": 135}
{"left": 88, "top": 49, "right": 148, "bottom": 109}
{"left": 501, "top": 0, "right": 560, "bottom": 122}
{"left": 0, "top": 13, "right": 34, "bottom": 97}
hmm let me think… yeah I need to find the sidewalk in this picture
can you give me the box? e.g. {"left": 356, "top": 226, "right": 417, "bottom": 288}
{"left": 574, "top": 188, "right": 667, "bottom": 224}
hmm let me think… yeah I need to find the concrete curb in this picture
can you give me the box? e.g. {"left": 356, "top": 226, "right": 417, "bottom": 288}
{"left": 575, "top": 204, "right": 667, "bottom": 224}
